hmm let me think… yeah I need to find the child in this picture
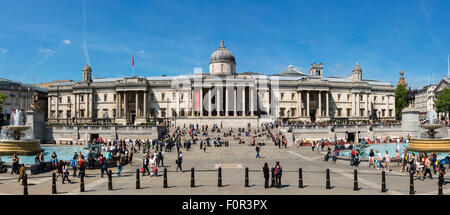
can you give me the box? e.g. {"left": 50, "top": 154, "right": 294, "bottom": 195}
{"left": 62, "top": 162, "right": 71, "bottom": 184}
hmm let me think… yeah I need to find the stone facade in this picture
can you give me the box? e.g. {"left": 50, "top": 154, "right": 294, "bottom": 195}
{"left": 47, "top": 40, "right": 396, "bottom": 128}
{"left": 413, "top": 84, "right": 437, "bottom": 119}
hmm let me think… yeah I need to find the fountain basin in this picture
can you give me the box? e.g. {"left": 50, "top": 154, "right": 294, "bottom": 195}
{"left": 0, "top": 139, "right": 43, "bottom": 156}
{"left": 407, "top": 138, "right": 450, "bottom": 152}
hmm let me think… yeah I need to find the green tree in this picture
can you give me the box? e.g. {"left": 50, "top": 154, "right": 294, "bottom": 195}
{"left": 395, "top": 85, "right": 407, "bottom": 119}
{"left": 434, "top": 88, "right": 450, "bottom": 117}
{"left": 0, "top": 93, "right": 7, "bottom": 113}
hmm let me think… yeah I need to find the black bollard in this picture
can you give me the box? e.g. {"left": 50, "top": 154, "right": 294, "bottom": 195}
{"left": 298, "top": 168, "right": 303, "bottom": 188}
{"left": 271, "top": 168, "right": 275, "bottom": 187}
{"left": 438, "top": 174, "right": 443, "bottom": 195}
{"left": 23, "top": 173, "right": 28, "bottom": 196}
{"left": 354, "top": 169, "right": 358, "bottom": 191}
{"left": 218, "top": 167, "right": 222, "bottom": 187}
{"left": 108, "top": 170, "right": 113, "bottom": 190}
{"left": 136, "top": 168, "right": 140, "bottom": 189}
{"left": 190, "top": 168, "right": 195, "bottom": 187}
{"left": 164, "top": 168, "right": 168, "bottom": 188}
{"left": 326, "top": 168, "right": 331, "bottom": 189}
{"left": 80, "top": 173, "right": 85, "bottom": 192}
{"left": 381, "top": 170, "right": 387, "bottom": 192}
{"left": 245, "top": 167, "right": 249, "bottom": 187}
{"left": 52, "top": 172, "right": 57, "bottom": 194}
{"left": 409, "top": 172, "right": 414, "bottom": 195}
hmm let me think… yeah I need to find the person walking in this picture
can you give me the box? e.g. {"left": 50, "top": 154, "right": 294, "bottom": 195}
{"left": 62, "top": 162, "right": 71, "bottom": 184}
{"left": 274, "top": 161, "right": 282, "bottom": 188}
{"left": 55, "top": 160, "right": 64, "bottom": 182}
{"left": 255, "top": 145, "right": 261, "bottom": 158}
{"left": 71, "top": 156, "right": 78, "bottom": 177}
{"left": 100, "top": 155, "right": 108, "bottom": 178}
{"left": 78, "top": 156, "right": 85, "bottom": 177}
{"left": 11, "top": 154, "right": 19, "bottom": 175}
{"left": 117, "top": 154, "right": 125, "bottom": 177}
{"left": 263, "top": 163, "right": 270, "bottom": 188}
{"left": 158, "top": 150, "right": 164, "bottom": 167}
{"left": 142, "top": 154, "right": 150, "bottom": 176}
{"left": 176, "top": 151, "right": 183, "bottom": 173}
{"left": 384, "top": 151, "right": 391, "bottom": 172}
{"left": 368, "top": 149, "right": 375, "bottom": 168}
{"left": 129, "top": 149, "right": 133, "bottom": 166}
{"left": 17, "top": 165, "right": 25, "bottom": 182}
{"left": 423, "top": 155, "right": 433, "bottom": 179}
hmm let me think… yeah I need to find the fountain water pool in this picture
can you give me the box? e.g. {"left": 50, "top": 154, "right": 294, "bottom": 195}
{"left": 0, "top": 145, "right": 89, "bottom": 165}
{"left": 339, "top": 143, "right": 450, "bottom": 160}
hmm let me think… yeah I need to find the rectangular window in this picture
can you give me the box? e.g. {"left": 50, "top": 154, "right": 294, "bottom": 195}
{"left": 280, "top": 93, "right": 284, "bottom": 100}
{"left": 81, "top": 95, "right": 84, "bottom": 102}
{"left": 338, "top": 108, "right": 342, "bottom": 116}
{"left": 161, "top": 93, "right": 165, "bottom": 101}
{"left": 389, "top": 109, "right": 393, "bottom": 117}
{"left": 291, "top": 108, "right": 296, "bottom": 117}
{"left": 382, "top": 109, "right": 386, "bottom": 117}
{"left": 113, "top": 109, "right": 117, "bottom": 117}
{"left": 337, "top": 94, "right": 341, "bottom": 101}
{"left": 104, "top": 94, "right": 107, "bottom": 102}
{"left": 161, "top": 108, "right": 166, "bottom": 117}
{"left": 347, "top": 108, "right": 351, "bottom": 117}
{"left": 57, "top": 110, "right": 63, "bottom": 118}
{"left": 67, "top": 96, "right": 71, "bottom": 103}
{"left": 360, "top": 108, "right": 364, "bottom": 117}
{"left": 347, "top": 94, "right": 350, "bottom": 101}
{"left": 113, "top": 94, "right": 116, "bottom": 101}
{"left": 80, "top": 110, "right": 85, "bottom": 118}
{"left": 51, "top": 111, "right": 55, "bottom": 118}
{"left": 291, "top": 93, "right": 295, "bottom": 101}
{"left": 279, "top": 108, "right": 285, "bottom": 117}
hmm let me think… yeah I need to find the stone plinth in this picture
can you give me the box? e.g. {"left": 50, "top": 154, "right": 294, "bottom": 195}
{"left": 401, "top": 107, "right": 422, "bottom": 138}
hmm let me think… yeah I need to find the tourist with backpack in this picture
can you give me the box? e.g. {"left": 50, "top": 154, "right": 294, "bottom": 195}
{"left": 275, "top": 161, "right": 282, "bottom": 188}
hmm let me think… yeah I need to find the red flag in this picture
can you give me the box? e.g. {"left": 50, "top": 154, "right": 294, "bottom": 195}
{"left": 195, "top": 92, "right": 200, "bottom": 108}
{"left": 132, "top": 56, "right": 134, "bottom": 66}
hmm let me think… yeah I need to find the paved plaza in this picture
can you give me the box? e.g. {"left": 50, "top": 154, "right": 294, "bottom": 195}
{"left": 0, "top": 141, "right": 448, "bottom": 195}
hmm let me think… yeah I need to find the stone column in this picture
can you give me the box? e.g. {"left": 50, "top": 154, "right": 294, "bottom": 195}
{"left": 298, "top": 91, "right": 302, "bottom": 117}
{"left": 266, "top": 90, "right": 270, "bottom": 115}
{"left": 199, "top": 88, "right": 203, "bottom": 117}
{"left": 326, "top": 91, "right": 329, "bottom": 117}
{"left": 208, "top": 88, "right": 212, "bottom": 116}
{"left": 48, "top": 96, "right": 52, "bottom": 119}
{"left": 144, "top": 91, "right": 147, "bottom": 119}
{"left": 318, "top": 91, "right": 322, "bottom": 117}
{"left": 234, "top": 86, "right": 237, "bottom": 116}
{"left": 242, "top": 86, "right": 246, "bottom": 116}
{"left": 250, "top": 86, "right": 254, "bottom": 116}
{"left": 124, "top": 93, "right": 127, "bottom": 121}
{"left": 351, "top": 93, "right": 355, "bottom": 117}
{"left": 85, "top": 94, "right": 89, "bottom": 119}
{"left": 115, "top": 93, "right": 119, "bottom": 118}
{"left": 386, "top": 95, "right": 389, "bottom": 118}
{"left": 306, "top": 91, "right": 310, "bottom": 118}
{"left": 365, "top": 94, "right": 369, "bottom": 117}
{"left": 135, "top": 92, "right": 139, "bottom": 117}
{"left": 78, "top": 94, "right": 81, "bottom": 118}
{"left": 56, "top": 95, "right": 59, "bottom": 121}
{"left": 225, "top": 86, "right": 229, "bottom": 116}
{"left": 217, "top": 86, "right": 221, "bottom": 116}
{"left": 357, "top": 94, "right": 360, "bottom": 117}
{"left": 191, "top": 89, "right": 194, "bottom": 117}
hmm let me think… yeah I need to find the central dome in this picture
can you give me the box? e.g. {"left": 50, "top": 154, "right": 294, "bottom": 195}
{"left": 209, "top": 40, "right": 236, "bottom": 64}
{"left": 209, "top": 40, "right": 236, "bottom": 76}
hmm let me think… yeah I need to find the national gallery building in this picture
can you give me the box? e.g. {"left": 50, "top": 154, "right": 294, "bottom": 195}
{"left": 47, "top": 40, "right": 396, "bottom": 128}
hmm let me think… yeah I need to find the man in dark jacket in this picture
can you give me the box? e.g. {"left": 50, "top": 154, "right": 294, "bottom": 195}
{"left": 142, "top": 155, "right": 150, "bottom": 176}
{"left": 275, "top": 161, "right": 282, "bottom": 188}
{"left": 263, "top": 163, "right": 270, "bottom": 188}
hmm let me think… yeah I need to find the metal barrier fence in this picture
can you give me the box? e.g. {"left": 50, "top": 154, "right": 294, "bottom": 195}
{"left": 0, "top": 167, "right": 446, "bottom": 195}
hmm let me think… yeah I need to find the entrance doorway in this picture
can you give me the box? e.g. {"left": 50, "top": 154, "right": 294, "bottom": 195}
{"left": 90, "top": 134, "right": 99, "bottom": 142}
{"left": 310, "top": 110, "right": 316, "bottom": 122}
{"left": 131, "top": 112, "right": 136, "bottom": 125}
{"left": 347, "top": 132, "right": 355, "bottom": 143}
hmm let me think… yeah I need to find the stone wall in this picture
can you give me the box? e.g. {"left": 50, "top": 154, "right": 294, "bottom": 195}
{"left": 44, "top": 125, "right": 161, "bottom": 144}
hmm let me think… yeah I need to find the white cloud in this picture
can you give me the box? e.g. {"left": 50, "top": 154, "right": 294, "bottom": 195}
{"left": 139, "top": 50, "right": 145, "bottom": 55}
{"left": 62, "top": 39, "right": 71, "bottom": 45}
{"left": 38, "top": 46, "right": 53, "bottom": 54}
{"left": 0, "top": 48, "right": 7, "bottom": 53}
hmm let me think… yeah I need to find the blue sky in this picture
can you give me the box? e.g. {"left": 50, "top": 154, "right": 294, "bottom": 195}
{"left": 0, "top": 0, "right": 449, "bottom": 89}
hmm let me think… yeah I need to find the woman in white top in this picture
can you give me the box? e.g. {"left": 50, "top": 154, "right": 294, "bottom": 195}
{"left": 376, "top": 151, "right": 383, "bottom": 170}
{"left": 149, "top": 155, "right": 156, "bottom": 176}
{"left": 384, "top": 151, "right": 391, "bottom": 172}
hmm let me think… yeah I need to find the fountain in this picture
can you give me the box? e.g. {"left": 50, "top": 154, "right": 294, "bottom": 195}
{"left": 0, "top": 95, "right": 43, "bottom": 155}
{"left": 407, "top": 111, "right": 450, "bottom": 152}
